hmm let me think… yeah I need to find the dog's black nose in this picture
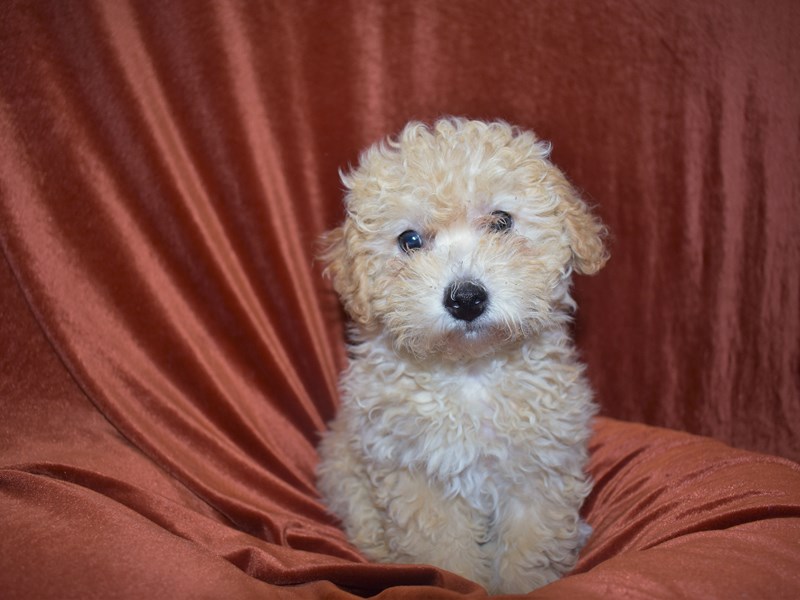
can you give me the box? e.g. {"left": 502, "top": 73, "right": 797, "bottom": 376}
{"left": 443, "top": 281, "right": 488, "bottom": 322}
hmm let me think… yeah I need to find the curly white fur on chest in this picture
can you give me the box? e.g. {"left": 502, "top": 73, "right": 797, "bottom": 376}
{"left": 340, "top": 330, "right": 591, "bottom": 510}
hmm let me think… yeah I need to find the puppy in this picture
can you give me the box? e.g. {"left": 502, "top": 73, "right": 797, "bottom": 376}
{"left": 317, "top": 118, "right": 607, "bottom": 594}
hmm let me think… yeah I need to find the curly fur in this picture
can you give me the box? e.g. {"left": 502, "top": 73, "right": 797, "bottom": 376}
{"left": 317, "top": 118, "right": 607, "bottom": 594}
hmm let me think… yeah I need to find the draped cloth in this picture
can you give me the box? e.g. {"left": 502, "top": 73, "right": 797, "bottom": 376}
{"left": 1, "top": 1, "right": 799, "bottom": 597}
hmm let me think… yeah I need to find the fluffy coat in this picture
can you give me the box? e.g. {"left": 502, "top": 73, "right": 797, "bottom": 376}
{"left": 317, "top": 118, "right": 607, "bottom": 594}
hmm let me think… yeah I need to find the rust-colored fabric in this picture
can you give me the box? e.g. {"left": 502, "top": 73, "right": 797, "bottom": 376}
{"left": 1, "top": 1, "right": 799, "bottom": 598}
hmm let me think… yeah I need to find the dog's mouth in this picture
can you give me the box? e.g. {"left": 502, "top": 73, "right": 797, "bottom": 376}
{"left": 462, "top": 321, "right": 488, "bottom": 336}
{"left": 391, "top": 314, "right": 525, "bottom": 361}
{"left": 444, "top": 317, "right": 513, "bottom": 349}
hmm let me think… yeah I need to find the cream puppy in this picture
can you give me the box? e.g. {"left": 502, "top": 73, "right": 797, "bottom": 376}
{"left": 317, "top": 118, "right": 607, "bottom": 594}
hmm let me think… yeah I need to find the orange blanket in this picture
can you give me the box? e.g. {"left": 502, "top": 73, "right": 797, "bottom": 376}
{"left": 1, "top": 1, "right": 799, "bottom": 597}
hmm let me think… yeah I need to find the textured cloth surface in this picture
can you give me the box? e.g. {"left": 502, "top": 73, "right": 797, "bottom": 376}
{"left": 1, "top": 1, "right": 799, "bottom": 598}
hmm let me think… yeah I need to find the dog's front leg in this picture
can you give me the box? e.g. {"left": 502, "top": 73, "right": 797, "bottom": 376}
{"left": 316, "top": 427, "right": 393, "bottom": 561}
{"left": 491, "top": 491, "right": 587, "bottom": 594}
{"left": 376, "top": 468, "right": 493, "bottom": 588}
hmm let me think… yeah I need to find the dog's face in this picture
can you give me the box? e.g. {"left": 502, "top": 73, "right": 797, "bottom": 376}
{"left": 324, "top": 119, "right": 607, "bottom": 358}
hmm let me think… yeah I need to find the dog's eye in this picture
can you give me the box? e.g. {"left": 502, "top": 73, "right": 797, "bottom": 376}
{"left": 398, "top": 230, "right": 423, "bottom": 253}
{"left": 489, "top": 210, "right": 514, "bottom": 233}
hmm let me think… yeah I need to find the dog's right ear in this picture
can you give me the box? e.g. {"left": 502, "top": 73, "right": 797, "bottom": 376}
{"left": 560, "top": 186, "right": 609, "bottom": 276}
{"left": 320, "top": 222, "right": 374, "bottom": 326}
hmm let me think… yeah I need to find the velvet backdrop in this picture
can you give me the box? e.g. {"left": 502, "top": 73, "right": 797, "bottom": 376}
{"left": 2, "top": 1, "right": 799, "bottom": 598}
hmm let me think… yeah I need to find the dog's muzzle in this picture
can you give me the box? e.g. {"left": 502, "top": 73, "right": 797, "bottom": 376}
{"left": 443, "top": 281, "right": 488, "bottom": 322}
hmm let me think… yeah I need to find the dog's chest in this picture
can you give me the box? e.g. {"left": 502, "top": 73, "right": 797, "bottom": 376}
{"left": 459, "top": 375, "right": 502, "bottom": 441}
{"left": 342, "top": 338, "right": 577, "bottom": 480}
{"left": 360, "top": 363, "right": 528, "bottom": 471}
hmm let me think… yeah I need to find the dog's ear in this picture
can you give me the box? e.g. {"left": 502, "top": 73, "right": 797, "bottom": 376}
{"left": 320, "top": 222, "right": 374, "bottom": 325}
{"left": 558, "top": 180, "right": 609, "bottom": 275}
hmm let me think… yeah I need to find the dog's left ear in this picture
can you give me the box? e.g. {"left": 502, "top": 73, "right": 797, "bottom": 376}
{"left": 558, "top": 181, "right": 609, "bottom": 275}
{"left": 319, "top": 222, "right": 376, "bottom": 326}
{"left": 320, "top": 224, "right": 348, "bottom": 294}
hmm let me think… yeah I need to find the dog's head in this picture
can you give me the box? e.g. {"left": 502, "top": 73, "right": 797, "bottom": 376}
{"left": 323, "top": 118, "right": 607, "bottom": 358}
